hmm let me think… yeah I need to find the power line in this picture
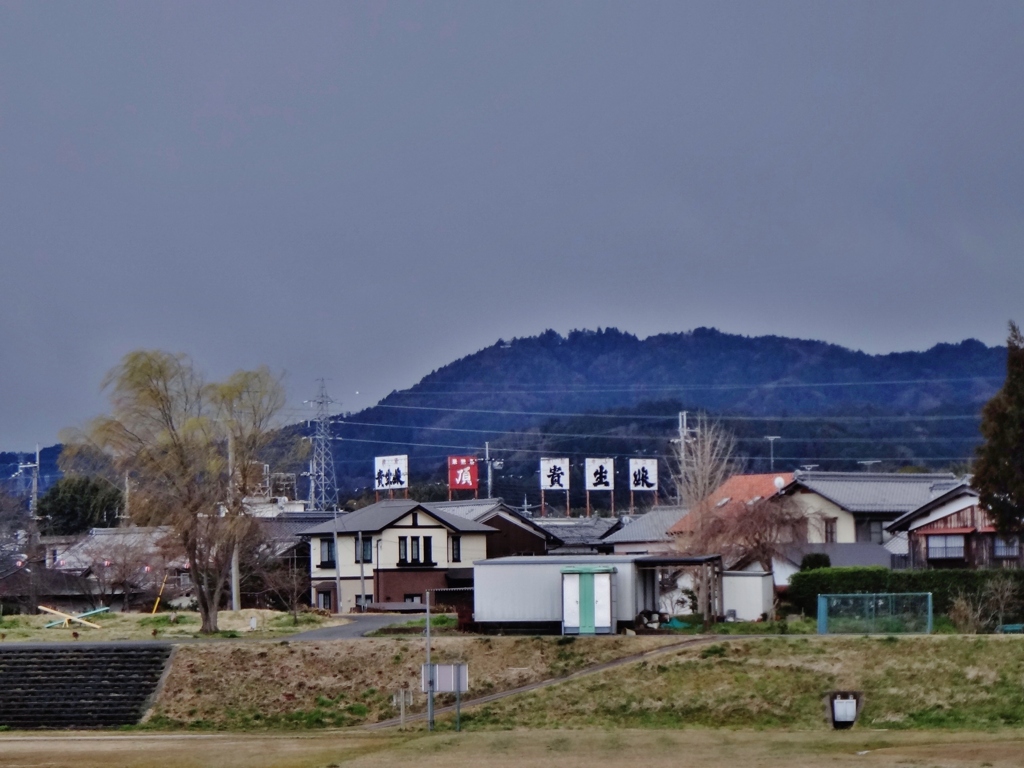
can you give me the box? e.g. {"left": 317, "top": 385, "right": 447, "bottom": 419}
{"left": 391, "top": 376, "right": 1002, "bottom": 396}
{"left": 374, "top": 403, "right": 982, "bottom": 423}
{"left": 331, "top": 435, "right": 977, "bottom": 464}
{"left": 333, "top": 418, "right": 981, "bottom": 444}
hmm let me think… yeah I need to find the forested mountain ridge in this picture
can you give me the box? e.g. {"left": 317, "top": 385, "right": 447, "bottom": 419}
{"left": 293, "top": 327, "right": 1005, "bottom": 503}
{"left": 9, "top": 328, "right": 1004, "bottom": 508}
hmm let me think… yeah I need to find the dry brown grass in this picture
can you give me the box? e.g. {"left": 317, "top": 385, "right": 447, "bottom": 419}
{"left": 0, "top": 609, "right": 348, "bottom": 642}
{"left": 148, "top": 635, "right": 682, "bottom": 728}
{"left": 3, "top": 729, "right": 1024, "bottom": 768}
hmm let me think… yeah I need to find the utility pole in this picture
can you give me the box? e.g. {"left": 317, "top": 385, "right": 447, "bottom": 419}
{"left": 123, "top": 473, "right": 130, "bottom": 523}
{"left": 764, "top": 436, "right": 781, "bottom": 472}
{"left": 358, "top": 530, "right": 366, "bottom": 613}
{"left": 676, "top": 412, "right": 688, "bottom": 506}
{"left": 228, "top": 432, "right": 242, "bottom": 612}
{"left": 425, "top": 589, "right": 434, "bottom": 730}
{"left": 485, "top": 442, "right": 493, "bottom": 498}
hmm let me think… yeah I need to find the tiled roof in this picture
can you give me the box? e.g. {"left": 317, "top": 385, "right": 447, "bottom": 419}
{"left": 434, "top": 498, "right": 561, "bottom": 544}
{"left": 779, "top": 542, "right": 891, "bottom": 568}
{"left": 298, "top": 500, "right": 495, "bottom": 536}
{"left": 603, "top": 507, "right": 688, "bottom": 544}
{"left": 58, "top": 526, "right": 181, "bottom": 571}
{"left": 789, "top": 471, "right": 959, "bottom": 515}
{"left": 429, "top": 498, "right": 505, "bottom": 522}
{"left": 534, "top": 517, "right": 619, "bottom": 547}
{"left": 668, "top": 473, "right": 793, "bottom": 535}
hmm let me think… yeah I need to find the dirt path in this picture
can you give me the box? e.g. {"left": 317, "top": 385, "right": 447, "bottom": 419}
{"left": 364, "top": 633, "right": 735, "bottom": 730}
{"left": 2, "top": 728, "right": 1023, "bottom": 768}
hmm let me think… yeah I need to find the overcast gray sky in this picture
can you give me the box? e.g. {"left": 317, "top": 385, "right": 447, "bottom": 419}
{"left": 1, "top": 1, "right": 1022, "bottom": 450}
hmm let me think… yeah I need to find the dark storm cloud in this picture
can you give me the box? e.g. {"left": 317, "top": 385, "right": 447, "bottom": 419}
{"left": 1, "top": 1, "right": 1022, "bottom": 448}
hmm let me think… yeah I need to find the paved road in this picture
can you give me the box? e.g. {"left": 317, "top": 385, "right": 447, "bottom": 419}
{"left": 289, "top": 613, "right": 419, "bottom": 640}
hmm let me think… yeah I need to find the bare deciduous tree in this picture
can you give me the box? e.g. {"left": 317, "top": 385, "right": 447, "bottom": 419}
{"left": 69, "top": 350, "right": 284, "bottom": 633}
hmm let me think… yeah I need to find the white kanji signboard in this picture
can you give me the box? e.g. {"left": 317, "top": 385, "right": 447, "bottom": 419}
{"left": 628, "top": 458, "right": 658, "bottom": 491}
{"left": 539, "top": 457, "right": 570, "bottom": 490}
{"left": 374, "top": 455, "right": 409, "bottom": 490}
{"left": 585, "top": 458, "right": 615, "bottom": 491}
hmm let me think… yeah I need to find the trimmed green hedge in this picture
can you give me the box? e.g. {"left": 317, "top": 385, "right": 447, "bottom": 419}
{"left": 787, "top": 567, "right": 1024, "bottom": 616}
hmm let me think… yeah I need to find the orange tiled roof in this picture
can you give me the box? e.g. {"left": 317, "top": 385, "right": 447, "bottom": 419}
{"left": 667, "top": 472, "right": 793, "bottom": 535}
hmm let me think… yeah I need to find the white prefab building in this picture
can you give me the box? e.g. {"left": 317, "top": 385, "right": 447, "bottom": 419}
{"left": 721, "top": 571, "right": 775, "bottom": 621}
{"left": 473, "top": 554, "right": 728, "bottom": 635}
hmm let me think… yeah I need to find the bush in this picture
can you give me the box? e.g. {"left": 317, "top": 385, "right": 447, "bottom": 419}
{"left": 799, "top": 553, "right": 831, "bottom": 571}
{"left": 788, "top": 567, "right": 1024, "bottom": 617}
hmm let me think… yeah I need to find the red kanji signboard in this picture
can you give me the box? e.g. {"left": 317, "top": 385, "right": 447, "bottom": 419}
{"left": 448, "top": 456, "right": 479, "bottom": 490}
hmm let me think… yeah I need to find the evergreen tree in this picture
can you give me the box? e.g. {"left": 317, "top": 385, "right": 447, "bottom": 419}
{"left": 37, "top": 475, "right": 122, "bottom": 535}
{"left": 975, "top": 321, "right": 1024, "bottom": 534}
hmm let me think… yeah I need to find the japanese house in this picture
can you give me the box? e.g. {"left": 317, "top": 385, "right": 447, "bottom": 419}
{"left": 886, "top": 484, "right": 1022, "bottom": 570}
{"left": 299, "top": 499, "right": 495, "bottom": 613}
{"left": 429, "top": 498, "right": 561, "bottom": 557}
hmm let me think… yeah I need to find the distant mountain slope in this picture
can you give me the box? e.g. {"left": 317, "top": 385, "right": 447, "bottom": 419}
{"left": 298, "top": 327, "right": 1005, "bottom": 502}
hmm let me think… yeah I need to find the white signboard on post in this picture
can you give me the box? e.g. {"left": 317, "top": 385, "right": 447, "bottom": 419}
{"left": 374, "top": 455, "right": 409, "bottom": 490}
{"left": 422, "top": 663, "right": 468, "bottom": 693}
{"left": 585, "top": 458, "right": 615, "bottom": 491}
{"left": 628, "top": 458, "right": 658, "bottom": 491}
{"left": 539, "top": 457, "right": 570, "bottom": 490}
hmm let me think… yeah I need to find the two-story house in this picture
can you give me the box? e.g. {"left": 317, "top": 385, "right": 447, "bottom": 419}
{"left": 300, "top": 500, "right": 495, "bottom": 613}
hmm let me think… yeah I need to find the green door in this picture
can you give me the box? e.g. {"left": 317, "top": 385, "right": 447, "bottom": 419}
{"left": 579, "top": 572, "right": 595, "bottom": 634}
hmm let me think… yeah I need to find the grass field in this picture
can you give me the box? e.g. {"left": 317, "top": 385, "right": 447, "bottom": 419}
{"left": 451, "top": 634, "right": 1024, "bottom": 731}
{"left": 0, "top": 609, "right": 348, "bottom": 642}
{"left": 3, "top": 729, "right": 1024, "bottom": 768}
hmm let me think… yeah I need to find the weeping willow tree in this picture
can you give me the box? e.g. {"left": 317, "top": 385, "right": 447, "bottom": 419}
{"left": 69, "top": 350, "right": 284, "bottom": 633}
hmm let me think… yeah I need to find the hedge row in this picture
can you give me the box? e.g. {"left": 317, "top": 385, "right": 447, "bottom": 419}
{"left": 787, "top": 567, "right": 1024, "bottom": 616}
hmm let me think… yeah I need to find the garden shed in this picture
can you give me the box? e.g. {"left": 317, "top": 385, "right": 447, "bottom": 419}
{"left": 472, "top": 554, "right": 724, "bottom": 634}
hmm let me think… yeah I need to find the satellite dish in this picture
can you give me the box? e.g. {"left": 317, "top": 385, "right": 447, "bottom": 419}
{"left": 774, "top": 476, "right": 785, "bottom": 490}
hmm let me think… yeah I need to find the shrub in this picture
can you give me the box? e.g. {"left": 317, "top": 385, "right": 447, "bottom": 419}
{"left": 788, "top": 567, "right": 1024, "bottom": 617}
{"left": 799, "top": 553, "right": 831, "bottom": 571}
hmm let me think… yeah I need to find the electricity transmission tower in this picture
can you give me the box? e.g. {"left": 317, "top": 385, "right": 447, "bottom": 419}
{"left": 307, "top": 380, "right": 338, "bottom": 511}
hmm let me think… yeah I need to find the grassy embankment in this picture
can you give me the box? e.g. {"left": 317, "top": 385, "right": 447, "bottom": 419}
{"left": 147, "top": 634, "right": 1024, "bottom": 731}
{"left": 146, "top": 635, "right": 682, "bottom": 729}
{"left": 0, "top": 609, "right": 347, "bottom": 642}
{"left": 457, "top": 634, "right": 1024, "bottom": 731}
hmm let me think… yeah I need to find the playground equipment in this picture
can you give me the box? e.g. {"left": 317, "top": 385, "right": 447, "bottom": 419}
{"left": 40, "top": 605, "right": 110, "bottom": 629}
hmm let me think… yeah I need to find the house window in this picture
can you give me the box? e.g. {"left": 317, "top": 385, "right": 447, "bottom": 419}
{"left": 869, "top": 521, "right": 883, "bottom": 544}
{"left": 927, "top": 534, "right": 965, "bottom": 560}
{"left": 824, "top": 519, "right": 837, "bottom": 544}
{"left": 451, "top": 535, "right": 462, "bottom": 563}
{"left": 411, "top": 537, "right": 421, "bottom": 563}
{"left": 404, "top": 594, "right": 422, "bottom": 603}
{"left": 179, "top": 571, "right": 192, "bottom": 589}
{"left": 398, "top": 536, "right": 408, "bottom": 563}
{"left": 319, "top": 538, "right": 336, "bottom": 567}
{"left": 355, "top": 536, "right": 373, "bottom": 563}
{"left": 355, "top": 594, "right": 372, "bottom": 609}
{"left": 995, "top": 537, "right": 1019, "bottom": 559}
{"left": 423, "top": 536, "right": 433, "bottom": 565}
{"left": 411, "top": 512, "right": 418, "bottom": 527}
